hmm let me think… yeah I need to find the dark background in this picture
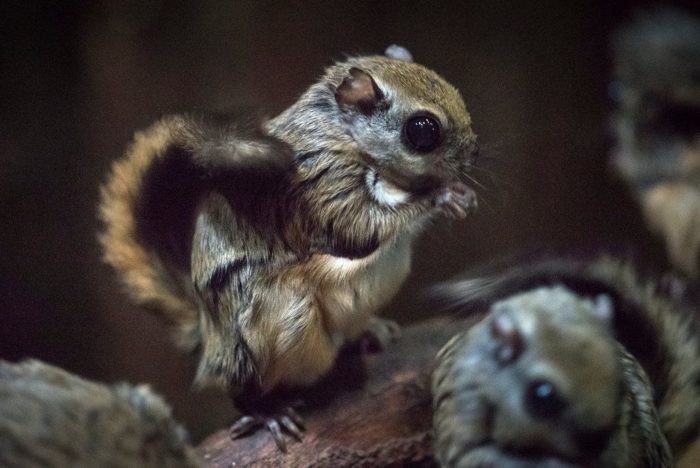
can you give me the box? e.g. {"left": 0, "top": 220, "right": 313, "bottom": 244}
{"left": 2, "top": 0, "right": 698, "bottom": 440}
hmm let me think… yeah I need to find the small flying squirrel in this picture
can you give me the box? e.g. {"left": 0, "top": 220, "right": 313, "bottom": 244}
{"left": 99, "top": 45, "right": 478, "bottom": 446}
{"left": 432, "top": 255, "right": 700, "bottom": 467}
{"left": 610, "top": 7, "right": 700, "bottom": 277}
{"left": 0, "top": 359, "right": 201, "bottom": 467}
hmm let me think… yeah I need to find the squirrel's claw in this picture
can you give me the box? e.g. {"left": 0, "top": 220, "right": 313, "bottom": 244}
{"left": 280, "top": 414, "right": 303, "bottom": 441}
{"left": 229, "top": 405, "right": 306, "bottom": 453}
{"left": 434, "top": 182, "right": 478, "bottom": 219}
{"left": 265, "top": 418, "right": 287, "bottom": 452}
{"left": 228, "top": 415, "right": 258, "bottom": 439}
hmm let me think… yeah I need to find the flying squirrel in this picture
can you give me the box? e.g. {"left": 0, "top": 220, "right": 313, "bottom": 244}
{"left": 610, "top": 7, "right": 700, "bottom": 277}
{"left": 99, "top": 45, "right": 479, "bottom": 448}
{"left": 432, "top": 255, "right": 700, "bottom": 467}
{"left": 0, "top": 359, "right": 201, "bottom": 468}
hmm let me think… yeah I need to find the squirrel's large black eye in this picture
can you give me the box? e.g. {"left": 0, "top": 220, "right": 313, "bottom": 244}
{"left": 404, "top": 115, "right": 441, "bottom": 152}
{"left": 525, "top": 380, "right": 567, "bottom": 420}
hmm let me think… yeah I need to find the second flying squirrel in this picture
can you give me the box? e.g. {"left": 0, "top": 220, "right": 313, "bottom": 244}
{"left": 610, "top": 8, "right": 700, "bottom": 278}
{"left": 0, "top": 359, "right": 201, "bottom": 468}
{"left": 432, "top": 256, "right": 700, "bottom": 467}
{"left": 99, "top": 46, "right": 479, "bottom": 441}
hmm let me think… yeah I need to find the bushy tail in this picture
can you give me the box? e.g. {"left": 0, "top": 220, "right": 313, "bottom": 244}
{"left": 98, "top": 116, "right": 201, "bottom": 350}
{"left": 98, "top": 113, "right": 294, "bottom": 352}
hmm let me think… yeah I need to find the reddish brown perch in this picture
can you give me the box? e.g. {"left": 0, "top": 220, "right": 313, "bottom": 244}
{"left": 196, "top": 314, "right": 700, "bottom": 467}
{"left": 196, "top": 316, "right": 475, "bottom": 467}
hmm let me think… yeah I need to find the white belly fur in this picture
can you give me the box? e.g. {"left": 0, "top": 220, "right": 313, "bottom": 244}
{"left": 313, "top": 234, "right": 413, "bottom": 345}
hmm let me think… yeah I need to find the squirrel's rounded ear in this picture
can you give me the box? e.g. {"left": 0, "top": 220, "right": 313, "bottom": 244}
{"left": 385, "top": 44, "right": 413, "bottom": 62}
{"left": 592, "top": 293, "right": 614, "bottom": 326}
{"left": 335, "top": 67, "right": 384, "bottom": 115}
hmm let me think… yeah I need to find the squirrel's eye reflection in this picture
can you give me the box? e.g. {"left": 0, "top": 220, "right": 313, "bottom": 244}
{"left": 404, "top": 115, "right": 441, "bottom": 152}
{"left": 525, "top": 380, "right": 568, "bottom": 420}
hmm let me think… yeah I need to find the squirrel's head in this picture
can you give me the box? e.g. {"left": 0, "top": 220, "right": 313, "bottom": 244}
{"left": 332, "top": 46, "right": 477, "bottom": 194}
{"left": 435, "top": 285, "right": 626, "bottom": 467}
{"left": 482, "top": 286, "right": 621, "bottom": 459}
{"left": 269, "top": 46, "right": 478, "bottom": 196}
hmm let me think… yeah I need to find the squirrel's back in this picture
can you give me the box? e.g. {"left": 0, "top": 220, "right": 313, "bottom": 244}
{"left": 98, "top": 114, "right": 293, "bottom": 351}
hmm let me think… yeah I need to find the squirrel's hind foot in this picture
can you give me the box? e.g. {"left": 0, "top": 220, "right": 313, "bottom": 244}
{"left": 229, "top": 404, "right": 305, "bottom": 452}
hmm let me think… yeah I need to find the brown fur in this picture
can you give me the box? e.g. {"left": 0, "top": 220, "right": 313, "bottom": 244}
{"left": 100, "top": 116, "right": 200, "bottom": 349}
{"left": 432, "top": 255, "right": 700, "bottom": 467}
{"left": 0, "top": 359, "right": 201, "bottom": 467}
{"left": 99, "top": 50, "right": 478, "bottom": 397}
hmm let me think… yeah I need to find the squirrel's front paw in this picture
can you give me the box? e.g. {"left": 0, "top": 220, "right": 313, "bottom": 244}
{"left": 433, "top": 182, "right": 478, "bottom": 219}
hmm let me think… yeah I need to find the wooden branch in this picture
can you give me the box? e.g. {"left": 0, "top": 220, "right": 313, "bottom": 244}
{"left": 197, "top": 315, "right": 477, "bottom": 467}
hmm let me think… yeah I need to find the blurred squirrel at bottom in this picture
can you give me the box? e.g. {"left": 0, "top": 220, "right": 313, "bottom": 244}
{"left": 0, "top": 359, "right": 202, "bottom": 468}
{"left": 432, "top": 255, "right": 700, "bottom": 467}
